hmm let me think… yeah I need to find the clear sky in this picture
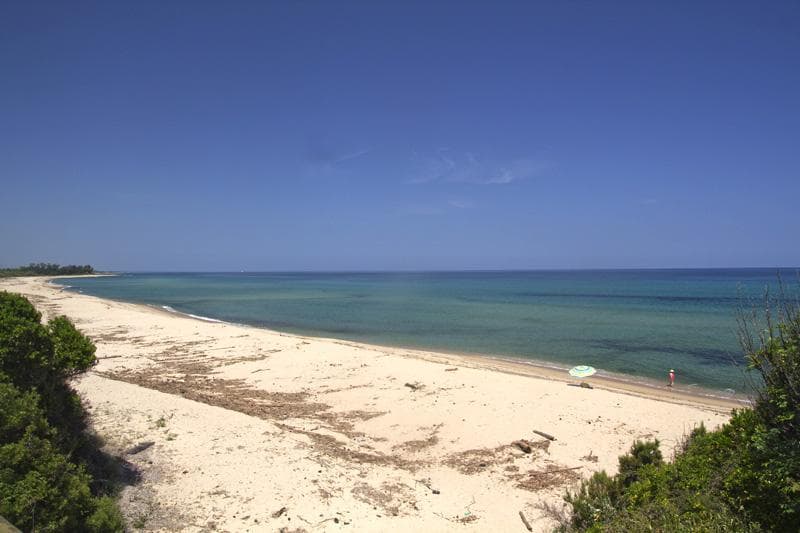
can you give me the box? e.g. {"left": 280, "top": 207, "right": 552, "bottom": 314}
{"left": 1, "top": 1, "right": 798, "bottom": 271}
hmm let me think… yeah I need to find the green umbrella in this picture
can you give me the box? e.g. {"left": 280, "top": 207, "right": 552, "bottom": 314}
{"left": 569, "top": 365, "right": 596, "bottom": 378}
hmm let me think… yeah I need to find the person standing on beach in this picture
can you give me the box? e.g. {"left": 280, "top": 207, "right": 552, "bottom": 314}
{"left": 668, "top": 369, "right": 675, "bottom": 387}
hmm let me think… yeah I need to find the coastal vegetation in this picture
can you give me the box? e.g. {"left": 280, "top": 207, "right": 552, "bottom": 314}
{"left": 0, "top": 292, "right": 123, "bottom": 531}
{"left": 0, "top": 263, "right": 95, "bottom": 278}
{"left": 557, "top": 294, "right": 800, "bottom": 531}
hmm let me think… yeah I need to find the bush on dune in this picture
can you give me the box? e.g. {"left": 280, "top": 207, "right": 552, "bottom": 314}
{"left": 0, "top": 291, "right": 124, "bottom": 532}
{"left": 558, "top": 291, "right": 800, "bottom": 532}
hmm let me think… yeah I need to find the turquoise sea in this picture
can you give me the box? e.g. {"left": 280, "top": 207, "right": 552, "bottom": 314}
{"left": 59, "top": 270, "right": 798, "bottom": 393}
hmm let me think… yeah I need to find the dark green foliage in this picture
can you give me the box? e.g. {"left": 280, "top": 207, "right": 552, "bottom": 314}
{"left": 0, "top": 291, "right": 42, "bottom": 323}
{"left": 0, "top": 430, "right": 95, "bottom": 532}
{"left": 747, "top": 313, "right": 800, "bottom": 438}
{"left": 617, "top": 439, "right": 662, "bottom": 488}
{"left": 560, "top": 295, "right": 800, "bottom": 532}
{"left": 0, "top": 292, "right": 55, "bottom": 391}
{"left": 0, "top": 380, "right": 49, "bottom": 446}
{"left": 563, "top": 470, "right": 620, "bottom": 529}
{"left": 0, "top": 292, "right": 123, "bottom": 532}
{"left": 86, "top": 496, "right": 125, "bottom": 532}
{"left": 0, "top": 293, "right": 97, "bottom": 452}
{"left": 0, "top": 263, "right": 94, "bottom": 278}
{"left": 561, "top": 433, "right": 761, "bottom": 532}
{"left": 48, "top": 316, "right": 96, "bottom": 378}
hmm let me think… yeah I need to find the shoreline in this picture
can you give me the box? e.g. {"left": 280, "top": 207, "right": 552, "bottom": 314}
{"left": 51, "top": 275, "right": 746, "bottom": 412}
{"left": 2, "top": 275, "right": 735, "bottom": 531}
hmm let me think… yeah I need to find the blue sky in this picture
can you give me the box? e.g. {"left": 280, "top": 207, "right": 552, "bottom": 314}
{"left": 1, "top": 1, "right": 798, "bottom": 271}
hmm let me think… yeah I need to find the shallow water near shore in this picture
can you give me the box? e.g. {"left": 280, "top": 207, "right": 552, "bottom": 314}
{"left": 59, "top": 269, "right": 798, "bottom": 392}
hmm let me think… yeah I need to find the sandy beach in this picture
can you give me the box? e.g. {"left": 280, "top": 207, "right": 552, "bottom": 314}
{"left": 0, "top": 277, "right": 735, "bottom": 532}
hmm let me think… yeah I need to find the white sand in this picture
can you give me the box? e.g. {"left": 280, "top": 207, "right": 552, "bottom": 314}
{"left": 1, "top": 277, "right": 733, "bottom": 532}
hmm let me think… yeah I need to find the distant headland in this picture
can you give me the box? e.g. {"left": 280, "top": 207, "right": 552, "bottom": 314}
{"left": 0, "top": 262, "right": 95, "bottom": 278}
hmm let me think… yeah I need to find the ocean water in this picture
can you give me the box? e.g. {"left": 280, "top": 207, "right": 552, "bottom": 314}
{"left": 58, "top": 270, "right": 798, "bottom": 393}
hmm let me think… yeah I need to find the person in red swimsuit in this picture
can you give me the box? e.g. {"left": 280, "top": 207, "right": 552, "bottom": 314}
{"left": 668, "top": 369, "right": 675, "bottom": 387}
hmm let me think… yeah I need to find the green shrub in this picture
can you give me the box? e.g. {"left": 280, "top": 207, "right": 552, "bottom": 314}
{"left": 0, "top": 292, "right": 97, "bottom": 390}
{"left": 0, "top": 292, "right": 56, "bottom": 391}
{"left": 563, "top": 470, "right": 621, "bottom": 529}
{"left": 0, "top": 379, "right": 48, "bottom": 444}
{"left": 617, "top": 439, "right": 662, "bottom": 488}
{"left": 86, "top": 496, "right": 125, "bottom": 533}
{"left": 0, "top": 292, "right": 123, "bottom": 532}
{"left": 0, "top": 431, "right": 95, "bottom": 532}
{"left": 48, "top": 316, "right": 96, "bottom": 378}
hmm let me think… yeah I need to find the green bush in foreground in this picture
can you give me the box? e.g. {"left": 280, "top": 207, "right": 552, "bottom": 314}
{"left": 0, "top": 292, "right": 123, "bottom": 532}
{"left": 558, "top": 296, "right": 800, "bottom": 532}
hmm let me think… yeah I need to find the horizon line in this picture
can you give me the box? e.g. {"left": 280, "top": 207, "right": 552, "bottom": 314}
{"left": 88, "top": 266, "right": 800, "bottom": 275}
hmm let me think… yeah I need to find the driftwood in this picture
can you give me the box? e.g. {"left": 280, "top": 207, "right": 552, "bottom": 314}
{"left": 125, "top": 441, "right": 155, "bottom": 455}
{"left": 404, "top": 382, "right": 423, "bottom": 391}
{"left": 512, "top": 440, "right": 533, "bottom": 454}
{"left": 543, "top": 466, "right": 582, "bottom": 474}
{"left": 519, "top": 510, "right": 533, "bottom": 531}
{"left": 271, "top": 506, "right": 287, "bottom": 518}
{"left": 533, "top": 430, "right": 556, "bottom": 441}
{"left": 444, "top": 367, "right": 459, "bottom": 372}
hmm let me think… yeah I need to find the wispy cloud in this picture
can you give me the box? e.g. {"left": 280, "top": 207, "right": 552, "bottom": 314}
{"left": 397, "top": 204, "right": 446, "bottom": 216}
{"left": 406, "top": 149, "right": 457, "bottom": 184}
{"left": 305, "top": 140, "right": 371, "bottom": 169}
{"left": 407, "top": 150, "right": 551, "bottom": 185}
{"left": 332, "top": 148, "right": 371, "bottom": 164}
{"left": 398, "top": 198, "right": 474, "bottom": 216}
{"left": 448, "top": 198, "right": 474, "bottom": 209}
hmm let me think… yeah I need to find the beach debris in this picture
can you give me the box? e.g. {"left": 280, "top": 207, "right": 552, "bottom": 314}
{"left": 533, "top": 430, "right": 556, "bottom": 441}
{"left": 519, "top": 510, "right": 533, "bottom": 531}
{"left": 512, "top": 440, "right": 533, "bottom": 454}
{"left": 581, "top": 450, "right": 598, "bottom": 463}
{"left": 435, "top": 511, "right": 478, "bottom": 524}
{"left": 416, "top": 478, "right": 440, "bottom": 494}
{"left": 513, "top": 466, "right": 583, "bottom": 491}
{"left": 404, "top": 382, "right": 424, "bottom": 391}
{"left": 125, "top": 441, "right": 155, "bottom": 455}
{"left": 446, "top": 441, "right": 544, "bottom": 475}
{"left": 444, "top": 367, "right": 458, "bottom": 372}
{"left": 394, "top": 422, "right": 443, "bottom": 452}
{"left": 272, "top": 506, "right": 288, "bottom": 518}
{"left": 543, "top": 466, "right": 582, "bottom": 474}
{"left": 456, "top": 497, "right": 478, "bottom": 523}
{"left": 433, "top": 497, "right": 477, "bottom": 524}
{"left": 579, "top": 381, "right": 593, "bottom": 389}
